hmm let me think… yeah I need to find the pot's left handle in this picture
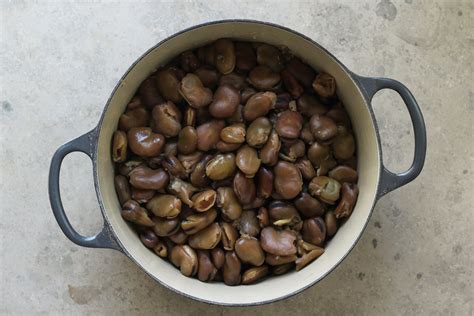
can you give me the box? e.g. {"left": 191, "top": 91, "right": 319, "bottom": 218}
{"left": 49, "top": 129, "right": 122, "bottom": 251}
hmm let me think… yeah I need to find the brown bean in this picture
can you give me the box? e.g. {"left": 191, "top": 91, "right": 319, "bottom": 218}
{"left": 286, "top": 58, "right": 315, "bottom": 88}
{"left": 274, "top": 92, "right": 290, "bottom": 111}
{"left": 308, "top": 176, "right": 341, "bottom": 204}
{"left": 163, "top": 140, "right": 178, "bottom": 157}
{"left": 297, "top": 94, "right": 329, "bottom": 117}
{"left": 167, "top": 178, "right": 198, "bottom": 207}
{"left": 177, "top": 126, "right": 198, "bottom": 155}
{"left": 127, "top": 127, "right": 165, "bottom": 157}
{"left": 274, "top": 161, "right": 303, "bottom": 199}
{"left": 129, "top": 165, "right": 169, "bottom": 190}
{"left": 162, "top": 155, "right": 187, "bottom": 179}
{"left": 260, "top": 227, "right": 297, "bottom": 256}
{"left": 205, "top": 153, "right": 236, "bottom": 181}
{"left": 190, "top": 154, "right": 213, "bottom": 188}
{"left": 138, "top": 77, "right": 164, "bottom": 109}
{"left": 242, "top": 196, "right": 266, "bottom": 210}
{"left": 170, "top": 245, "right": 198, "bottom": 277}
{"left": 281, "top": 140, "right": 306, "bottom": 162}
{"left": 181, "top": 208, "right": 217, "bottom": 235}
{"left": 325, "top": 211, "right": 338, "bottom": 237}
{"left": 146, "top": 194, "right": 181, "bottom": 218}
{"left": 196, "top": 120, "right": 225, "bottom": 151}
{"left": 241, "top": 87, "right": 257, "bottom": 104}
{"left": 295, "top": 248, "right": 325, "bottom": 271}
{"left": 312, "top": 73, "right": 336, "bottom": 98}
{"left": 235, "top": 41, "right": 257, "bottom": 72}
{"left": 169, "top": 229, "right": 189, "bottom": 244}
{"left": 197, "top": 250, "right": 218, "bottom": 282}
{"left": 214, "top": 39, "right": 236, "bottom": 74}
{"left": 118, "top": 159, "right": 144, "bottom": 176}
{"left": 223, "top": 251, "right": 241, "bottom": 285}
{"left": 294, "top": 192, "right": 324, "bottom": 218}
{"left": 194, "top": 66, "right": 220, "bottom": 90}
{"left": 209, "top": 84, "right": 240, "bottom": 119}
{"left": 151, "top": 101, "right": 181, "bottom": 137}
{"left": 153, "top": 239, "right": 168, "bottom": 258}
{"left": 275, "top": 110, "right": 303, "bottom": 139}
{"left": 302, "top": 217, "right": 326, "bottom": 246}
{"left": 216, "top": 187, "right": 242, "bottom": 221}
{"left": 188, "top": 223, "right": 222, "bottom": 249}
{"left": 257, "top": 207, "right": 270, "bottom": 227}
{"left": 332, "top": 126, "right": 356, "bottom": 160}
{"left": 248, "top": 65, "right": 281, "bottom": 90}
{"left": 256, "top": 166, "right": 274, "bottom": 198}
{"left": 220, "top": 123, "right": 246, "bottom": 144}
{"left": 112, "top": 131, "right": 128, "bottom": 163}
{"left": 211, "top": 247, "right": 225, "bottom": 269}
{"left": 256, "top": 43, "right": 284, "bottom": 72}
{"left": 236, "top": 210, "right": 260, "bottom": 237}
{"left": 272, "top": 263, "right": 294, "bottom": 275}
{"left": 130, "top": 187, "right": 155, "bottom": 203}
{"left": 219, "top": 72, "right": 247, "bottom": 90}
{"left": 235, "top": 236, "right": 265, "bottom": 266}
{"left": 178, "top": 151, "right": 203, "bottom": 174}
{"left": 246, "top": 117, "right": 272, "bottom": 148}
{"left": 334, "top": 183, "right": 359, "bottom": 219}
{"left": 114, "top": 175, "right": 131, "bottom": 205}
{"left": 146, "top": 156, "right": 162, "bottom": 169}
{"left": 126, "top": 94, "right": 142, "bottom": 110}
{"left": 197, "top": 44, "right": 215, "bottom": 66}
{"left": 281, "top": 68, "right": 303, "bottom": 98}
{"left": 297, "top": 239, "right": 322, "bottom": 256}
{"left": 260, "top": 129, "right": 281, "bottom": 166}
{"left": 326, "top": 106, "right": 351, "bottom": 127}
{"left": 121, "top": 200, "right": 154, "bottom": 227}
{"left": 243, "top": 92, "right": 276, "bottom": 121}
{"left": 178, "top": 73, "right": 213, "bottom": 108}
{"left": 156, "top": 68, "right": 183, "bottom": 103}
{"left": 233, "top": 171, "right": 256, "bottom": 205}
{"left": 242, "top": 266, "right": 269, "bottom": 285}
{"left": 328, "top": 165, "right": 358, "bottom": 183}
{"left": 227, "top": 104, "right": 244, "bottom": 124}
{"left": 268, "top": 201, "right": 301, "bottom": 227}
{"left": 300, "top": 123, "right": 315, "bottom": 144}
{"left": 152, "top": 217, "right": 180, "bottom": 236}
{"left": 118, "top": 107, "right": 150, "bottom": 132}
{"left": 191, "top": 189, "right": 216, "bottom": 212}
{"left": 265, "top": 253, "right": 297, "bottom": 266}
{"left": 296, "top": 158, "right": 317, "bottom": 180}
{"left": 307, "top": 142, "right": 337, "bottom": 176}
{"left": 180, "top": 51, "right": 200, "bottom": 72}
{"left": 140, "top": 230, "right": 159, "bottom": 248}
{"left": 220, "top": 222, "right": 238, "bottom": 250}
{"left": 236, "top": 145, "right": 261, "bottom": 177}
{"left": 309, "top": 115, "right": 337, "bottom": 142}
{"left": 215, "top": 141, "right": 241, "bottom": 153}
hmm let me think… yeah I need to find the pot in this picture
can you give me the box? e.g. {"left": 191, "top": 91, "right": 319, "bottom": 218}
{"left": 49, "top": 20, "right": 426, "bottom": 306}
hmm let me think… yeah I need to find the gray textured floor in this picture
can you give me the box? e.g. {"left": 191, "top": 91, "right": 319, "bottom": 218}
{"left": 1, "top": 1, "right": 473, "bottom": 315}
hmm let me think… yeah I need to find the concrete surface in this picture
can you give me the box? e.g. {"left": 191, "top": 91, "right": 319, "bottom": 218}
{"left": 1, "top": 0, "right": 473, "bottom": 315}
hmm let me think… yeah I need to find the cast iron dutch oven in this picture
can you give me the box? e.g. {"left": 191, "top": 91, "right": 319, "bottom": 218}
{"left": 49, "top": 20, "right": 426, "bottom": 305}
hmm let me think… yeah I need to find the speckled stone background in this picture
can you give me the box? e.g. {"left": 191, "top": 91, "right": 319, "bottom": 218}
{"left": 1, "top": 0, "right": 473, "bottom": 315}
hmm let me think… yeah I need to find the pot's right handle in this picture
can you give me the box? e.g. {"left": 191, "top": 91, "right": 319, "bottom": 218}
{"left": 353, "top": 75, "right": 427, "bottom": 197}
{"left": 49, "top": 129, "right": 122, "bottom": 251}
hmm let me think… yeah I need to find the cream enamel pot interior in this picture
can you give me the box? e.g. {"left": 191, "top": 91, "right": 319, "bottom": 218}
{"left": 49, "top": 20, "right": 426, "bottom": 306}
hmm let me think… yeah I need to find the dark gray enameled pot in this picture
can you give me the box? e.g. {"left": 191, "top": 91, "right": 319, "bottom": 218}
{"left": 49, "top": 20, "right": 426, "bottom": 306}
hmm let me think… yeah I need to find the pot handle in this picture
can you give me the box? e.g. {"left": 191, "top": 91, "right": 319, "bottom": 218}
{"left": 354, "top": 75, "right": 427, "bottom": 197}
{"left": 48, "top": 129, "right": 122, "bottom": 251}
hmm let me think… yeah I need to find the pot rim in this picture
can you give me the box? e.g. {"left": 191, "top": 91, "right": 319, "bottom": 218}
{"left": 90, "top": 19, "right": 383, "bottom": 306}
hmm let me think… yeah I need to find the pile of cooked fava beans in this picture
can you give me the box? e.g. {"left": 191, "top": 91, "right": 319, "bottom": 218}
{"left": 112, "top": 39, "right": 359, "bottom": 285}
